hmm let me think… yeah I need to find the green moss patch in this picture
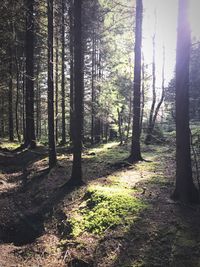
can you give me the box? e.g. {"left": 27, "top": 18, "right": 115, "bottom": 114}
{"left": 0, "top": 140, "right": 20, "bottom": 150}
{"left": 84, "top": 142, "right": 129, "bottom": 164}
{"left": 69, "top": 184, "right": 147, "bottom": 237}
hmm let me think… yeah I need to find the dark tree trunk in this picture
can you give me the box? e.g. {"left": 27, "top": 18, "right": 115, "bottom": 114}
{"left": 151, "top": 47, "right": 166, "bottom": 132}
{"left": 47, "top": 0, "right": 57, "bottom": 168}
{"left": 69, "top": 0, "right": 84, "bottom": 186}
{"left": 91, "top": 30, "right": 95, "bottom": 145}
{"left": 55, "top": 35, "right": 59, "bottom": 143}
{"left": 61, "top": 0, "right": 66, "bottom": 145}
{"left": 129, "top": 0, "right": 143, "bottom": 162}
{"left": 69, "top": 3, "right": 74, "bottom": 143}
{"left": 22, "top": 58, "right": 26, "bottom": 142}
{"left": 140, "top": 55, "right": 145, "bottom": 134}
{"left": 146, "top": 46, "right": 166, "bottom": 144}
{"left": 15, "top": 50, "right": 21, "bottom": 142}
{"left": 8, "top": 47, "right": 14, "bottom": 142}
{"left": 24, "top": 0, "right": 36, "bottom": 148}
{"left": 145, "top": 34, "right": 156, "bottom": 145}
{"left": 0, "top": 96, "right": 5, "bottom": 138}
{"left": 36, "top": 59, "right": 41, "bottom": 141}
{"left": 172, "top": 0, "right": 199, "bottom": 203}
{"left": 125, "top": 97, "right": 132, "bottom": 143}
{"left": 117, "top": 107, "right": 124, "bottom": 145}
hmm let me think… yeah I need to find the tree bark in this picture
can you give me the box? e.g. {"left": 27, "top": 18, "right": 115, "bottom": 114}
{"left": 69, "top": 0, "right": 84, "bottom": 186}
{"left": 61, "top": 0, "right": 66, "bottom": 145}
{"left": 145, "top": 34, "right": 156, "bottom": 145}
{"left": 15, "top": 49, "right": 21, "bottom": 142}
{"left": 8, "top": 47, "right": 14, "bottom": 142}
{"left": 69, "top": 3, "right": 74, "bottom": 143}
{"left": 24, "top": 0, "right": 36, "bottom": 148}
{"left": 129, "top": 0, "right": 143, "bottom": 162}
{"left": 47, "top": 0, "right": 57, "bottom": 168}
{"left": 91, "top": 30, "right": 95, "bottom": 145}
{"left": 172, "top": 0, "right": 199, "bottom": 203}
{"left": 55, "top": 35, "right": 59, "bottom": 143}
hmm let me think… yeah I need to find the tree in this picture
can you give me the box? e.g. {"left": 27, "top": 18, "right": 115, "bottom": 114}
{"left": 61, "top": 0, "right": 66, "bottom": 145}
{"left": 47, "top": 0, "right": 57, "bottom": 168}
{"left": 8, "top": 46, "right": 14, "bottom": 142}
{"left": 24, "top": 0, "right": 36, "bottom": 148}
{"left": 145, "top": 34, "right": 156, "bottom": 145}
{"left": 129, "top": 0, "right": 143, "bottom": 162}
{"left": 69, "top": 1, "right": 74, "bottom": 143}
{"left": 68, "top": 0, "right": 84, "bottom": 186}
{"left": 172, "top": 0, "right": 199, "bottom": 203}
{"left": 145, "top": 46, "right": 166, "bottom": 144}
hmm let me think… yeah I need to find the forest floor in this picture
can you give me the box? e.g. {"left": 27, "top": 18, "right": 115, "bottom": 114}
{"left": 0, "top": 140, "right": 200, "bottom": 267}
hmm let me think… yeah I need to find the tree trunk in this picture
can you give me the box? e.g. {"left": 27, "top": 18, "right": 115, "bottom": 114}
{"left": 140, "top": 55, "right": 145, "bottom": 134}
{"left": 69, "top": 3, "right": 74, "bottom": 143}
{"left": 15, "top": 50, "right": 21, "bottom": 142}
{"left": 55, "top": 35, "right": 59, "bottom": 143}
{"left": 0, "top": 96, "right": 5, "bottom": 138}
{"left": 117, "top": 107, "right": 124, "bottom": 145}
{"left": 24, "top": 0, "right": 36, "bottom": 148}
{"left": 129, "top": 0, "right": 143, "bottom": 162}
{"left": 22, "top": 56, "right": 26, "bottom": 141}
{"left": 91, "top": 30, "right": 95, "bottom": 145}
{"left": 47, "top": 0, "right": 57, "bottom": 168}
{"left": 69, "top": 0, "right": 84, "bottom": 186}
{"left": 61, "top": 0, "right": 66, "bottom": 145}
{"left": 36, "top": 59, "right": 41, "bottom": 141}
{"left": 172, "top": 0, "right": 199, "bottom": 203}
{"left": 145, "top": 34, "right": 156, "bottom": 145}
{"left": 151, "top": 47, "right": 166, "bottom": 133}
{"left": 8, "top": 47, "right": 14, "bottom": 142}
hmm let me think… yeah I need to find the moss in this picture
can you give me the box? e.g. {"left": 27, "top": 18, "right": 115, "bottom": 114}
{"left": 135, "top": 161, "right": 158, "bottom": 173}
{"left": 0, "top": 140, "right": 20, "bottom": 150}
{"left": 84, "top": 142, "right": 129, "bottom": 164}
{"left": 69, "top": 184, "right": 147, "bottom": 237}
{"left": 131, "top": 260, "right": 146, "bottom": 267}
{"left": 147, "top": 175, "right": 170, "bottom": 186}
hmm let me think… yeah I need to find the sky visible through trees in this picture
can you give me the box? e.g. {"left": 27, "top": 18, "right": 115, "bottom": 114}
{"left": 143, "top": 0, "right": 200, "bottom": 85}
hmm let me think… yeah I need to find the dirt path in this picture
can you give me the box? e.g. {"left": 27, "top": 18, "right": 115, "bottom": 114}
{"left": 0, "top": 144, "right": 200, "bottom": 266}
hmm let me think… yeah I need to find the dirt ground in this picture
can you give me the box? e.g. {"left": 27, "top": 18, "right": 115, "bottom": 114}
{"left": 0, "top": 143, "right": 200, "bottom": 267}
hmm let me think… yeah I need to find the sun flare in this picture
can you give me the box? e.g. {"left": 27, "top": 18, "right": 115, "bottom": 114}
{"left": 143, "top": 0, "right": 200, "bottom": 85}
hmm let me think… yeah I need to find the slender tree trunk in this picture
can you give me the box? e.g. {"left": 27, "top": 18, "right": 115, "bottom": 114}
{"left": 15, "top": 51, "right": 21, "bottom": 142}
{"left": 140, "top": 55, "right": 145, "bottom": 134}
{"left": 117, "top": 107, "right": 123, "bottom": 145}
{"left": 9, "top": 47, "right": 14, "bottom": 142}
{"left": 47, "top": 0, "right": 57, "bottom": 168}
{"left": 24, "top": 0, "right": 36, "bottom": 148}
{"left": 69, "top": 3, "right": 74, "bottom": 143}
{"left": 172, "top": 0, "right": 199, "bottom": 203}
{"left": 0, "top": 96, "right": 5, "bottom": 138}
{"left": 145, "top": 34, "right": 156, "bottom": 145}
{"left": 129, "top": 0, "right": 143, "bottom": 162}
{"left": 61, "top": 0, "right": 66, "bottom": 144}
{"left": 22, "top": 58, "right": 26, "bottom": 142}
{"left": 55, "top": 35, "right": 59, "bottom": 143}
{"left": 36, "top": 59, "right": 41, "bottom": 141}
{"left": 151, "top": 47, "right": 166, "bottom": 131}
{"left": 69, "top": 0, "right": 84, "bottom": 186}
{"left": 91, "top": 30, "right": 95, "bottom": 144}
